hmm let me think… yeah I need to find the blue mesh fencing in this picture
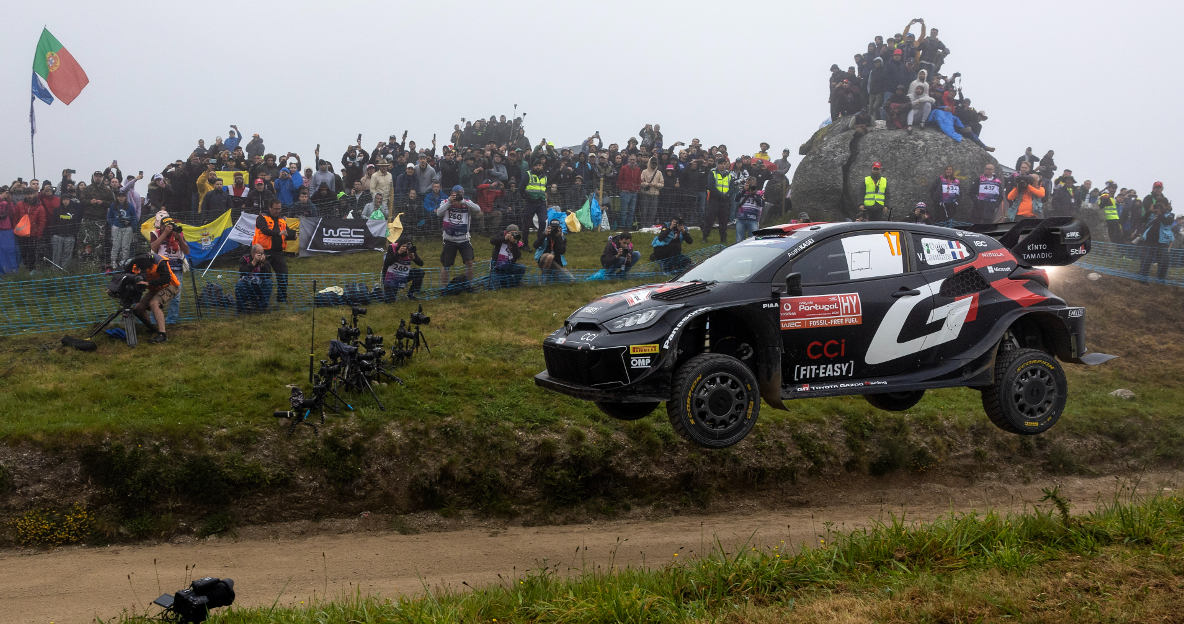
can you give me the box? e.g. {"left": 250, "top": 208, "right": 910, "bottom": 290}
{"left": 0, "top": 245, "right": 726, "bottom": 337}
{"left": 1075, "top": 240, "right": 1184, "bottom": 284}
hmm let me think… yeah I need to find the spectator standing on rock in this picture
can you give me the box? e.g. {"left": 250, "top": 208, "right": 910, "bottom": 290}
{"left": 908, "top": 83, "right": 935, "bottom": 131}
{"left": 860, "top": 162, "right": 889, "bottom": 221}
{"left": 969, "top": 164, "right": 1004, "bottom": 223}
{"left": 885, "top": 85, "right": 911, "bottom": 129}
{"left": 918, "top": 26, "right": 949, "bottom": 74}
{"left": 1015, "top": 147, "right": 1039, "bottom": 171}
{"left": 1039, "top": 150, "right": 1057, "bottom": 186}
{"left": 867, "top": 57, "right": 889, "bottom": 119}
{"left": 928, "top": 165, "right": 961, "bottom": 222}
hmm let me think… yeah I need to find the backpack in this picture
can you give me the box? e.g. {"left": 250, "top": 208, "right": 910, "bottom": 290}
{"left": 198, "top": 283, "right": 234, "bottom": 309}
{"left": 441, "top": 274, "right": 472, "bottom": 296}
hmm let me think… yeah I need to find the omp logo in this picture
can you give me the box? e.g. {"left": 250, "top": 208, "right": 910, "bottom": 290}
{"left": 866, "top": 278, "right": 973, "bottom": 365}
{"left": 630, "top": 357, "right": 652, "bottom": 368}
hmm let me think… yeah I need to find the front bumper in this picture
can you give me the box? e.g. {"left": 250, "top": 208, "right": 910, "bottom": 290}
{"left": 534, "top": 370, "right": 669, "bottom": 403}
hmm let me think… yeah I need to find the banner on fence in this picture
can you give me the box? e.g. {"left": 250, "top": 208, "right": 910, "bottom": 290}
{"left": 298, "top": 217, "right": 387, "bottom": 256}
{"left": 138, "top": 209, "right": 236, "bottom": 264}
{"left": 231, "top": 212, "right": 301, "bottom": 253}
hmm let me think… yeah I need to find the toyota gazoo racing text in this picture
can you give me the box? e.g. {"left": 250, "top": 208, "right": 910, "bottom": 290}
{"left": 535, "top": 217, "right": 1115, "bottom": 449}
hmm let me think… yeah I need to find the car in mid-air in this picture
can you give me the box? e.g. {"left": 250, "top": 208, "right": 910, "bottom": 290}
{"left": 535, "top": 218, "right": 1114, "bottom": 448}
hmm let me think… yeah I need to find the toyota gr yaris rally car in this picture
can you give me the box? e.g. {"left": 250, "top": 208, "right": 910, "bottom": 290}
{"left": 535, "top": 217, "right": 1115, "bottom": 449}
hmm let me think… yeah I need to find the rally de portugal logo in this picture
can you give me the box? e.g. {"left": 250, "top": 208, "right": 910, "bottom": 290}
{"left": 46, "top": 51, "right": 60, "bottom": 72}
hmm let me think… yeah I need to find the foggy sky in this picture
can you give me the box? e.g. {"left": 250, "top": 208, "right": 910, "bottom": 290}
{"left": 3, "top": 0, "right": 1180, "bottom": 199}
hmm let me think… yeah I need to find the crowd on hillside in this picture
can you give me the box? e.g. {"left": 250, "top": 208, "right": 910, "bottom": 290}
{"left": 0, "top": 118, "right": 798, "bottom": 282}
{"left": 828, "top": 18, "right": 993, "bottom": 151}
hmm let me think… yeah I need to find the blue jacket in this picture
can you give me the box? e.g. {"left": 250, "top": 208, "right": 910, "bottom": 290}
{"left": 423, "top": 190, "right": 448, "bottom": 213}
{"left": 275, "top": 177, "right": 297, "bottom": 205}
{"left": 106, "top": 200, "right": 138, "bottom": 228}
{"left": 225, "top": 134, "right": 241, "bottom": 152}
{"left": 1141, "top": 212, "right": 1176, "bottom": 245}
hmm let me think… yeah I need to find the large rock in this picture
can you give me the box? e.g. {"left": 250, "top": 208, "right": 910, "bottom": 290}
{"left": 792, "top": 119, "right": 999, "bottom": 222}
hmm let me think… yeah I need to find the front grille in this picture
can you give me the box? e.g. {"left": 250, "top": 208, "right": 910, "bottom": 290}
{"left": 941, "top": 269, "right": 993, "bottom": 298}
{"left": 544, "top": 344, "right": 629, "bottom": 387}
{"left": 652, "top": 282, "right": 711, "bottom": 300}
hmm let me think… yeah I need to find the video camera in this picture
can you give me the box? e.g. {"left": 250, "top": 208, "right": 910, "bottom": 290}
{"left": 107, "top": 272, "right": 147, "bottom": 309}
{"left": 153, "top": 577, "right": 235, "bottom": 624}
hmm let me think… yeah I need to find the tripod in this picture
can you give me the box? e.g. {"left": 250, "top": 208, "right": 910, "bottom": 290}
{"left": 86, "top": 301, "right": 150, "bottom": 348}
{"left": 410, "top": 321, "right": 430, "bottom": 354}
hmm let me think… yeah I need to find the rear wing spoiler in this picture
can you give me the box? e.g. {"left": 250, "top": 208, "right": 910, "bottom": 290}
{"left": 963, "top": 217, "right": 1090, "bottom": 266}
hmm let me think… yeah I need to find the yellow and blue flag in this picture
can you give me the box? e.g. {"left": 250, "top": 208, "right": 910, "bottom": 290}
{"left": 140, "top": 209, "right": 237, "bottom": 264}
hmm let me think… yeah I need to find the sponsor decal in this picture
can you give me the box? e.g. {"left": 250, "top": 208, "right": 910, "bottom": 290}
{"left": 1026, "top": 243, "right": 1047, "bottom": 250}
{"left": 762, "top": 302, "right": 778, "bottom": 309}
{"left": 1065, "top": 231, "right": 1081, "bottom": 239}
{"left": 624, "top": 290, "right": 651, "bottom": 306}
{"left": 556, "top": 337, "right": 566, "bottom": 344}
{"left": 806, "top": 339, "right": 846, "bottom": 359}
{"left": 1069, "top": 245, "right": 1087, "bottom": 256}
{"left": 979, "top": 251, "right": 1006, "bottom": 258}
{"left": 1068, "top": 308, "right": 1084, "bottom": 318}
{"left": 780, "top": 293, "right": 862, "bottom": 330}
{"left": 597, "top": 295, "right": 624, "bottom": 305}
{"left": 986, "top": 265, "right": 1011, "bottom": 274}
{"left": 581, "top": 306, "right": 601, "bottom": 315}
{"left": 865, "top": 278, "right": 973, "bottom": 365}
{"left": 1022, "top": 252, "right": 1053, "bottom": 261}
{"left": 663, "top": 308, "right": 711, "bottom": 349}
{"left": 794, "top": 361, "right": 855, "bottom": 381}
{"left": 797, "top": 380, "right": 888, "bottom": 392}
{"left": 920, "top": 238, "right": 971, "bottom": 266}
{"left": 629, "top": 344, "right": 659, "bottom": 355}
{"left": 630, "top": 356, "right": 652, "bottom": 368}
{"left": 578, "top": 332, "right": 598, "bottom": 342}
{"left": 973, "top": 239, "right": 989, "bottom": 247}
{"left": 786, "top": 237, "right": 815, "bottom": 259}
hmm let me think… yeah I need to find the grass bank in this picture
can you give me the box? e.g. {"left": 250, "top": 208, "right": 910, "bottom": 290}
{"left": 0, "top": 249, "right": 1182, "bottom": 544}
{"left": 110, "top": 485, "right": 1184, "bottom": 623}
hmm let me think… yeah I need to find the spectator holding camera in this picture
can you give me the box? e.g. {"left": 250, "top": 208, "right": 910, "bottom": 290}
{"left": 1136, "top": 197, "right": 1174, "bottom": 282}
{"left": 236, "top": 243, "right": 273, "bottom": 314}
{"left": 734, "top": 178, "right": 765, "bottom": 241}
{"left": 1006, "top": 169, "right": 1045, "bottom": 219}
{"left": 127, "top": 251, "right": 179, "bottom": 344}
{"left": 535, "top": 217, "right": 571, "bottom": 283}
{"left": 601, "top": 231, "right": 641, "bottom": 278}
{"left": 489, "top": 224, "right": 526, "bottom": 289}
{"left": 150, "top": 216, "right": 190, "bottom": 325}
{"left": 381, "top": 235, "right": 425, "bottom": 301}
{"left": 436, "top": 185, "right": 482, "bottom": 286}
{"left": 651, "top": 217, "right": 694, "bottom": 273}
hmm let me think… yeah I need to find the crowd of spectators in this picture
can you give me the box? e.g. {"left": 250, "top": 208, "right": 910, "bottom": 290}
{"left": 829, "top": 19, "right": 993, "bottom": 151}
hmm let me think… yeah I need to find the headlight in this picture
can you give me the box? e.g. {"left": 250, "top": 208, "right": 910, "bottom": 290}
{"left": 606, "top": 306, "right": 675, "bottom": 332}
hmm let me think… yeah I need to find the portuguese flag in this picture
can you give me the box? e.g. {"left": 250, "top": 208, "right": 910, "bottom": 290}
{"left": 32, "top": 28, "right": 88, "bottom": 105}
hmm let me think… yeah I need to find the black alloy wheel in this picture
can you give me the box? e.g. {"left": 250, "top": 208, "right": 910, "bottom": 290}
{"left": 982, "top": 347, "right": 1067, "bottom": 435}
{"left": 668, "top": 353, "right": 760, "bottom": 448}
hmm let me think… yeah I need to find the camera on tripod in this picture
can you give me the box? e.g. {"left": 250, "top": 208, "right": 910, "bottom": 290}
{"left": 411, "top": 305, "right": 430, "bottom": 326}
{"left": 396, "top": 320, "right": 416, "bottom": 342}
{"left": 337, "top": 319, "right": 361, "bottom": 342}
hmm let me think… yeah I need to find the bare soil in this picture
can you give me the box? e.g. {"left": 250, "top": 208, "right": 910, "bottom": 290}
{"left": 1, "top": 469, "right": 1176, "bottom": 624}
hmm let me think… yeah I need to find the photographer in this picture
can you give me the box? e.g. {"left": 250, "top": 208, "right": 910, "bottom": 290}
{"left": 1005, "top": 169, "right": 1045, "bottom": 219}
{"left": 651, "top": 217, "right": 694, "bottom": 273}
{"left": 254, "top": 199, "right": 296, "bottom": 303}
{"left": 381, "top": 235, "right": 425, "bottom": 301}
{"left": 435, "top": 185, "right": 482, "bottom": 286}
{"left": 734, "top": 178, "right": 765, "bottom": 241}
{"left": 601, "top": 231, "right": 641, "bottom": 278}
{"left": 126, "top": 252, "right": 179, "bottom": 344}
{"left": 489, "top": 224, "right": 526, "bottom": 289}
{"left": 1136, "top": 198, "right": 1174, "bottom": 282}
{"left": 235, "top": 243, "right": 273, "bottom": 314}
{"left": 534, "top": 218, "right": 572, "bottom": 283}
{"left": 150, "top": 215, "right": 190, "bottom": 325}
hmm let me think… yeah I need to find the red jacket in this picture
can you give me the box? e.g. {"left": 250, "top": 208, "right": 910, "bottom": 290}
{"left": 617, "top": 164, "right": 641, "bottom": 192}
{"left": 475, "top": 183, "right": 503, "bottom": 213}
{"left": 14, "top": 199, "right": 47, "bottom": 238}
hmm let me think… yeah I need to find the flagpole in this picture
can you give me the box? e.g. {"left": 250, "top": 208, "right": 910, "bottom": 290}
{"left": 29, "top": 94, "right": 37, "bottom": 179}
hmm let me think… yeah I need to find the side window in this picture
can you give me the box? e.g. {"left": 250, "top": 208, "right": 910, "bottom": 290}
{"left": 912, "top": 234, "right": 974, "bottom": 269}
{"left": 794, "top": 231, "right": 905, "bottom": 284}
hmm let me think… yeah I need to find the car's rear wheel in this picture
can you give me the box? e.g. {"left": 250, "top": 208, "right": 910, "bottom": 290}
{"left": 596, "top": 401, "right": 659, "bottom": 421}
{"left": 982, "top": 348, "right": 1067, "bottom": 435}
{"left": 667, "top": 353, "right": 760, "bottom": 448}
{"left": 865, "top": 390, "right": 926, "bottom": 412}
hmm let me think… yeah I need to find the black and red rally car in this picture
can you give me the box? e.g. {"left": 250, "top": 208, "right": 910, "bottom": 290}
{"left": 536, "top": 218, "right": 1115, "bottom": 448}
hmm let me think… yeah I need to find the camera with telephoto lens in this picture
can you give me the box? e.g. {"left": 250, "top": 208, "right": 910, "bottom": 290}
{"left": 173, "top": 224, "right": 183, "bottom": 233}
{"left": 318, "top": 359, "right": 341, "bottom": 377}
{"left": 1016, "top": 176, "right": 1030, "bottom": 190}
{"left": 396, "top": 325, "right": 417, "bottom": 341}
{"left": 328, "top": 340, "right": 358, "bottom": 360}
{"left": 107, "top": 273, "right": 148, "bottom": 309}
{"left": 410, "top": 305, "right": 430, "bottom": 326}
{"left": 338, "top": 318, "right": 361, "bottom": 342}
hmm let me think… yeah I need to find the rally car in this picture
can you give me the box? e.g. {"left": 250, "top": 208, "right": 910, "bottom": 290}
{"left": 535, "top": 217, "right": 1115, "bottom": 448}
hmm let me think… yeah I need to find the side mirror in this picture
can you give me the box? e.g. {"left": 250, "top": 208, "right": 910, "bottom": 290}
{"left": 785, "top": 272, "right": 803, "bottom": 297}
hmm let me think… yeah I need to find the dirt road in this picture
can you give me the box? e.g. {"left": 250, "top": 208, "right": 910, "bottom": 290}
{"left": 1, "top": 471, "right": 1173, "bottom": 624}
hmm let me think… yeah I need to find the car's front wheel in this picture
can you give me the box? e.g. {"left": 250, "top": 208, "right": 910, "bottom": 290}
{"left": 865, "top": 390, "right": 925, "bottom": 412}
{"left": 981, "top": 348, "right": 1067, "bottom": 435}
{"left": 667, "top": 354, "right": 760, "bottom": 448}
{"left": 596, "top": 401, "right": 659, "bottom": 421}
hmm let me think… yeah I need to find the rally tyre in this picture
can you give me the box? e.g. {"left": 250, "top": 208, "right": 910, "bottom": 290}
{"left": 667, "top": 353, "right": 760, "bottom": 448}
{"left": 596, "top": 401, "right": 660, "bottom": 421}
{"left": 981, "top": 348, "right": 1067, "bottom": 435}
{"left": 865, "top": 390, "right": 926, "bottom": 412}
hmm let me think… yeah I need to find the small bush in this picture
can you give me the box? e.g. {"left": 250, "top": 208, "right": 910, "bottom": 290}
{"left": 0, "top": 464, "right": 11, "bottom": 494}
{"left": 11, "top": 504, "right": 92, "bottom": 545}
{"left": 197, "top": 512, "right": 235, "bottom": 538}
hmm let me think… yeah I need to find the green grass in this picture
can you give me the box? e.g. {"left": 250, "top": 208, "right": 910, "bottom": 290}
{"left": 107, "top": 484, "right": 1184, "bottom": 623}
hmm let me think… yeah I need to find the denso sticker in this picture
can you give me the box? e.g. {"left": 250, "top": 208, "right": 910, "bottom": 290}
{"left": 780, "top": 293, "right": 862, "bottom": 330}
{"left": 629, "top": 344, "right": 659, "bottom": 355}
{"left": 624, "top": 290, "right": 651, "bottom": 306}
{"left": 794, "top": 361, "right": 855, "bottom": 381}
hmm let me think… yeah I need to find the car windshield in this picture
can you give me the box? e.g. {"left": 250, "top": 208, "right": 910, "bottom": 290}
{"left": 676, "top": 242, "right": 788, "bottom": 283}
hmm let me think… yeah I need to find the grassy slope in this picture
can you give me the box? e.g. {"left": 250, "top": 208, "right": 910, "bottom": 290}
{"left": 111, "top": 488, "right": 1184, "bottom": 624}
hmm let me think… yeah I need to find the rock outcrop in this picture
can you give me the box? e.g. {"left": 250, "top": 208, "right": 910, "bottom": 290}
{"left": 792, "top": 117, "right": 1000, "bottom": 222}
